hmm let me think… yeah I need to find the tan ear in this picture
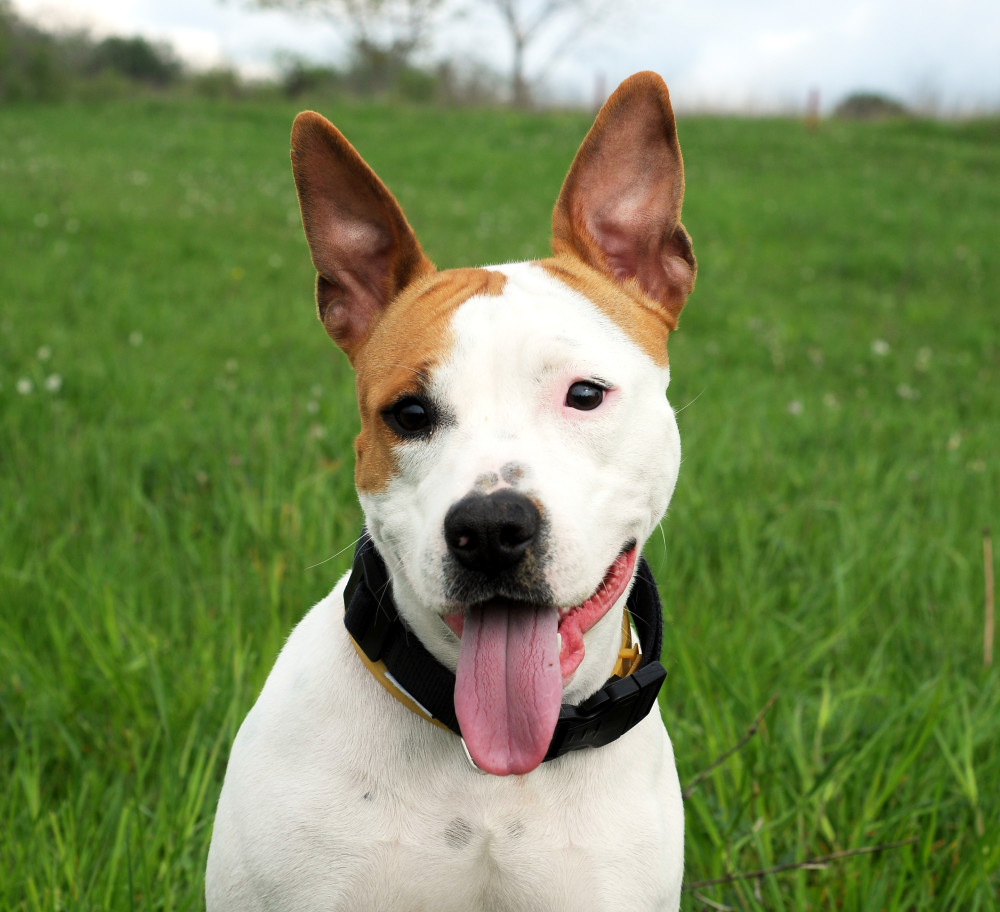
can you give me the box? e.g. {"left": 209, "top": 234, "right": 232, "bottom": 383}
{"left": 291, "top": 111, "right": 434, "bottom": 359}
{"left": 552, "top": 71, "right": 696, "bottom": 328}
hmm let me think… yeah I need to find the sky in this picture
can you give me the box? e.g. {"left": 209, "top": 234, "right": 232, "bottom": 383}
{"left": 13, "top": 0, "right": 1000, "bottom": 113}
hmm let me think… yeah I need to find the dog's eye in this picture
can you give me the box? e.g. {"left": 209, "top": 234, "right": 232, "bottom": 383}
{"left": 565, "top": 381, "right": 606, "bottom": 411}
{"left": 385, "top": 397, "right": 432, "bottom": 436}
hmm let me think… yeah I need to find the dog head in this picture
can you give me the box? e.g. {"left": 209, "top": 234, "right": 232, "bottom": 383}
{"left": 291, "top": 72, "right": 695, "bottom": 775}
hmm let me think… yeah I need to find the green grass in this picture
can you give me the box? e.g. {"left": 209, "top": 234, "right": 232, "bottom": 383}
{"left": 1, "top": 96, "right": 998, "bottom": 910}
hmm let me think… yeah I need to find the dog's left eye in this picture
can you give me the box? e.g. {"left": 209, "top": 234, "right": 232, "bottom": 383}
{"left": 385, "top": 397, "right": 432, "bottom": 436}
{"left": 565, "top": 381, "right": 606, "bottom": 411}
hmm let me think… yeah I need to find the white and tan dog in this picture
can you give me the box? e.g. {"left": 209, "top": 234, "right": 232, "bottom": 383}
{"left": 206, "top": 71, "right": 696, "bottom": 911}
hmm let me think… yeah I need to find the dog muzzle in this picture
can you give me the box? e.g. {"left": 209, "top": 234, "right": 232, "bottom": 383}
{"left": 343, "top": 530, "right": 668, "bottom": 774}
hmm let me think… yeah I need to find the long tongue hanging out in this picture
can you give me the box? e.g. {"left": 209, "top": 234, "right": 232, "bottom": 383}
{"left": 454, "top": 603, "right": 562, "bottom": 776}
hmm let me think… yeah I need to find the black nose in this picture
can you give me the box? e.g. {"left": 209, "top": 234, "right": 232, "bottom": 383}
{"left": 444, "top": 490, "right": 541, "bottom": 575}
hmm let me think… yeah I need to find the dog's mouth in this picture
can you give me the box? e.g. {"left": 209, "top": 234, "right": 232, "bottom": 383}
{"left": 443, "top": 542, "right": 637, "bottom": 776}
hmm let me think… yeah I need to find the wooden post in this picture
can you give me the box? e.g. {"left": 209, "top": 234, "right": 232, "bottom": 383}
{"left": 805, "top": 87, "right": 820, "bottom": 132}
{"left": 985, "top": 526, "right": 995, "bottom": 668}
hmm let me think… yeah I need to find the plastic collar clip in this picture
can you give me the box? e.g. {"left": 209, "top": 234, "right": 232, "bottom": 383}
{"left": 544, "top": 663, "right": 667, "bottom": 760}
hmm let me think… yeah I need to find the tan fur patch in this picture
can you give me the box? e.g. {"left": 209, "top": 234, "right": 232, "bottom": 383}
{"left": 539, "top": 254, "right": 672, "bottom": 367}
{"left": 352, "top": 268, "right": 507, "bottom": 493}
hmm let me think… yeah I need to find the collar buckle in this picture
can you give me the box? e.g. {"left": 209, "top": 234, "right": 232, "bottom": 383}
{"left": 544, "top": 662, "right": 667, "bottom": 760}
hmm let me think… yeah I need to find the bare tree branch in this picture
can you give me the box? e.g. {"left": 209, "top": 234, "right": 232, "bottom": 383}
{"left": 237, "top": 0, "right": 448, "bottom": 66}
{"left": 481, "top": 0, "right": 609, "bottom": 106}
{"left": 684, "top": 837, "right": 919, "bottom": 891}
{"left": 682, "top": 693, "right": 779, "bottom": 801}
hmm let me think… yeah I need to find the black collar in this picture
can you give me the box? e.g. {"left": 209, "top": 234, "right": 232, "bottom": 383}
{"left": 343, "top": 530, "right": 667, "bottom": 763}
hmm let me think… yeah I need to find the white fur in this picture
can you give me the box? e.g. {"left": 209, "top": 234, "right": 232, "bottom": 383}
{"left": 206, "top": 262, "right": 685, "bottom": 911}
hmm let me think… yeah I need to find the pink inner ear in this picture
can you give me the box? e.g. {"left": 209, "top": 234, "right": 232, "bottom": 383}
{"left": 309, "top": 216, "right": 395, "bottom": 352}
{"left": 587, "top": 210, "right": 693, "bottom": 315}
{"left": 589, "top": 221, "right": 642, "bottom": 278}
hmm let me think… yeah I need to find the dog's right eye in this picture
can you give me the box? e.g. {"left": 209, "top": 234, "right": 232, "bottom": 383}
{"left": 385, "top": 397, "right": 432, "bottom": 437}
{"left": 565, "top": 381, "right": 606, "bottom": 411}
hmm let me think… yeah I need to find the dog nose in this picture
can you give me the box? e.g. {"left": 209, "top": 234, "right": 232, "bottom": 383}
{"left": 444, "top": 490, "right": 540, "bottom": 575}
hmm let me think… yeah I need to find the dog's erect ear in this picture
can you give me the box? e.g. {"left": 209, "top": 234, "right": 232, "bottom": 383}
{"left": 552, "top": 72, "right": 696, "bottom": 327}
{"left": 291, "top": 111, "right": 433, "bottom": 358}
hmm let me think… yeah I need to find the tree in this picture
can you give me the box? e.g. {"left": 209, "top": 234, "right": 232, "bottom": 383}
{"left": 833, "top": 91, "right": 909, "bottom": 120}
{"left": 241, "top": 0, "right": 448, "bottom": 91}
{"left": 90, "top": 36, "right": 182, "bottom": 87}
{"left": 484, "top": 0, "right": 608, "bottom": 106}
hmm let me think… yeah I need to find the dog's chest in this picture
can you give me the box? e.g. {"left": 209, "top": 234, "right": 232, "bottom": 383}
{"left": 344, "top": 804, "right": 605, "bottom": 911}
{"left": 215, "top": 593, "right": 682, "bottom": 910}
{"left": 335, "top": 757, "right": 669, "bottom": 912}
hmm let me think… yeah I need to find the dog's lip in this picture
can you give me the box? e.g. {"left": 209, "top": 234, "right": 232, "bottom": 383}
{"left": 442, "top": 540, "right": 637, "bottom": 679}
{"left": 562, "top": 540, "right": 636, "bottom": 620}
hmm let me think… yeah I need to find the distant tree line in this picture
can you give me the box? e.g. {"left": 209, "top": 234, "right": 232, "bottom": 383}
{"left": 0, "top": 0, "right": 607, "bottom": 106}
{"left": 243, "top": 0, "right": 607, "bottom": 107}
{"left": 0, "top": 0, "right": 186, "bottom": 102}
{"left": 1, "top": 0, "right": 924, "bottom": 113}
{"left": 0, "top": 0, "right": 503, "bottom": 103}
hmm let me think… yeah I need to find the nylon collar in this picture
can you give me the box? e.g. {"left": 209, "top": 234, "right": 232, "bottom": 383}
{"left": 343, "top": 530, "right": 667, "bottom": 764}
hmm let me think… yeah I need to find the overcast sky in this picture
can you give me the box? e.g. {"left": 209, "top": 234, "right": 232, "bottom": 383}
{"left": 14, "top": 0, "right": 1000, "bottom": 112}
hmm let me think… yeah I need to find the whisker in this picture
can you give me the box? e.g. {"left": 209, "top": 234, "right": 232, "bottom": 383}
{"left": 673, "top": 388, "right": 705, "bottom": 415}
{"left": 305, "top": 535, "right": 363, "bottom": 571}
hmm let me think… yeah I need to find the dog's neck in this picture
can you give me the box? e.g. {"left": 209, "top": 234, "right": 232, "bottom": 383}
{"left": 343, "top": 530, "right": 668, "bottom": 771}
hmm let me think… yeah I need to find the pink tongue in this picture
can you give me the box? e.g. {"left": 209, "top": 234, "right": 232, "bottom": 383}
{"left": 454, "top": 603, "right": 562, "bottom": 776}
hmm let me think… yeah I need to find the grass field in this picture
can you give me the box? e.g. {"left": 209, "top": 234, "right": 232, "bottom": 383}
{"left": 1, "top": 95, "right": 998, "bottom": 910}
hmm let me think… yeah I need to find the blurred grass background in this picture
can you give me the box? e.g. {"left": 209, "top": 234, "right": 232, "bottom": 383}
{"left": 1, "top": 97, "right": 998, "bottom": 909}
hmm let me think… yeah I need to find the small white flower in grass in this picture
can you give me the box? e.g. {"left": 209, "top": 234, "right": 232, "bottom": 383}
{"left": 37, "top": 345, "right": 52, "bottom": 361}
{"left": 787, "top": 400, "right": 803, "bottom": 416}
{"left": 896, "top": 383, "right": 918, "bottom": 401}
{"left": 129, "top": 330, "right": 144, "bottom": 347}
{"left": 306, "top": 400, "right": 319, "bottom": 414}
{"left": 44, "top": 374, "right": 62, "bottom": 393}
{"left": 915, "top": 347, "right": 932, "bottom": 372}
{"left": 16, "top": 378, "right": 33, "bottom": 395}
{"left": 871, "top": 339, "right": 890, "bottom": 356}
